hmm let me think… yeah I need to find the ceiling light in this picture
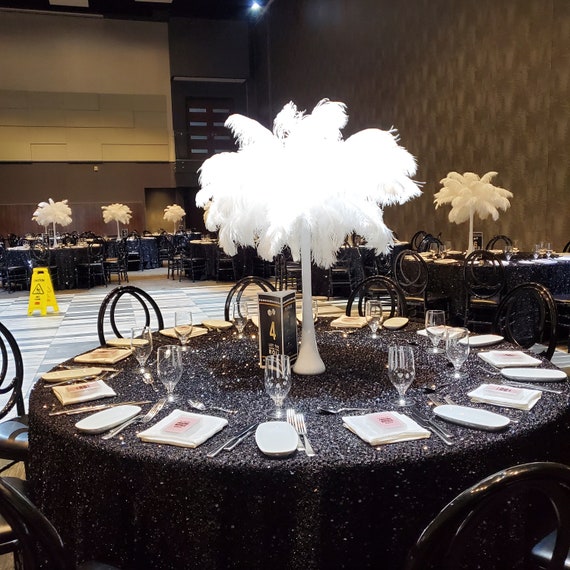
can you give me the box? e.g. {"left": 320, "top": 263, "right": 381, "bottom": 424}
{"left": 48, "top": 0, "right": 89, "bottom": 6}
{"left": 250, "top": 1, "right": 262, "bottom": 12}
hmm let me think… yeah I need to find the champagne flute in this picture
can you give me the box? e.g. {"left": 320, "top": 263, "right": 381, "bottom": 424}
{"left": 131, "top": 326, "right": 153, "bottom": 377}
{"left": 232, "top": 300, "right": 249, "bottom": 338}
{"left": 156, "top": 345, "right": 183, "bottom": 403}
{"left": 387, "top": 345, "right": 415, "bottom": 407}
{"left": 365, "top": 299, "right": 383, "bottom": 339}
{"left": 174, "top": 310, "right": 193, "bottom": 351}
{"left": 264, "top": 354, "right": 291, "bottom": 419}
{"left": 425, "top": 310, "right": 446, "bottom": 354}
{"left": 445, "top": 327, "right": 470, "bottom": 378}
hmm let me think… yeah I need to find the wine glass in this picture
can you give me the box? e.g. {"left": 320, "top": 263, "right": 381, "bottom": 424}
{"left": 264, "top": 354, "right": 291, "bottom": 419}
{"left": 533, "top": 244, "right": 541, "bottom": 260}
{"left": 425, "top": 310, "right": 446, "bottom": 354}
{"left": 365, "top": 300, "right": 383, "bottom": 339}
{"left": 156, "top": 344, "right": 183, "bottom": 403}
{"left": 545, "top": 242, "right": 553, "bottom": 258}
{"left": 174, "top": 310, "right": 193, "bottom": 351}
{"left": 387, "top": 345, "right": 415, "bottom": 407}
{"left": 232, "top": 300, "right": 249, "bottom": 338}
{"left": 445, "top": 327, "right": 470, "bottom": 378}
{"left": 504, "top": 245, "right": 513, "bottom": 261}
{"left": 131, "top": 326, "right": 153, "bottom": 377}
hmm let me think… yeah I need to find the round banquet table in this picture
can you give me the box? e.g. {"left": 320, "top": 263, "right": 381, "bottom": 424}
{"left": 28, "top": 322, "right": 570, "bottom": 569}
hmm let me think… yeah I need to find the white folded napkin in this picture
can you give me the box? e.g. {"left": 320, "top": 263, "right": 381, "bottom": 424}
{"left": 343, "top": 411, "right": 430, "bottom": 446}
{"left": 137, "top": 409, "right": 228, "bottom": 448}
{"left": 478, "top": 350, "right": 541, "bottom": 368}
{"left": 467, "top": 383, "right": 541, "bottom": 410}
{"left": 330, "top": 316, "right": 368, "bottom": 328}
{"left": 159, "top": 327, "right": 208, "bottom": 340}
{"left": 74, "top": 347, "right": 132, "bottom": 365}
{"left": 52, "top": 380, "right": 116, "bottom": 406}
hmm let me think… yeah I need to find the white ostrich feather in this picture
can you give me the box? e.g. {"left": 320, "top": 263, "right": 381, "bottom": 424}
{"left": 434, "top": 171, "right": 513, "bottom": 224}
{"left": 102, "top": 203, "right": 132, "bottom": 225}
{"left": 32, "top": 198, "right": 72, "bottom": 227}
{"left": 163, "top": 204, "right": 186, "bottom": 224}
{"left": 196, "top": 99, "right": 421, "bottom": 268}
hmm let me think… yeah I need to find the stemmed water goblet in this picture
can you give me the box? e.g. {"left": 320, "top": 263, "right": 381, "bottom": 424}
{"left": 365, "top": 300, "right": 383, "bottom": 339}
{"left": 174, "top": 310, "right": 193, "bottom": 351}
{"left": 504, "top": 245, "right": 513, "bottom": 261}
{"left": 232, "top": 300, "right": 249, "bottom": 338}
{"left": 545, "top": 242, "right": 553, "bottom": 258}
{"left": 264, "top": 354, "right": 291, "bottom": 419}
{"left": 445, "top": 327, "right": 470, "bottom": 378}
{"left": 425, "top": 309, "right": 446, "bottom": 354}
{"left": 387, "top": 345, "right": 415, "bottom": 407}
{"left": 156, "top": 344, "right": 183, "bottom": 403}
{"left": 131, "top": 326, "right": 153, "bottom": 378}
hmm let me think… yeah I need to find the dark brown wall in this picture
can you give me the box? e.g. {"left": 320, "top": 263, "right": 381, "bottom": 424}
{"left": 257, "top": 0, "right": 569, "bottom": 251}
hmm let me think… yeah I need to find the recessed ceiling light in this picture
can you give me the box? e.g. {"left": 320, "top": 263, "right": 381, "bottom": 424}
{"left": 48, "top": 0, "right": 89, "bottom": 6}
{"left": 250, "top": 1, "right": 262, "bottom": 12}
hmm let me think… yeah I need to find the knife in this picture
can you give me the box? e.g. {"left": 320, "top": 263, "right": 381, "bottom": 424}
{"left": 224, "top": 424, "right": 258, "bottom": 452}
{"left": 49, "top": 400, "right": 152, "bottom": 416}
{"left": 207, "top": 423, "right": 258, "bottom": 458}
{"left": 501, "top": 380, "right": 564, "bottom": 394}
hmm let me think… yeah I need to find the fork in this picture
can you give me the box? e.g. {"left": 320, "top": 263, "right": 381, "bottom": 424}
{"left": 102, "top": 397, "right": 167, "bottom": 439}
{"left": 286, "top": 408, "right": 304, "bottom": 452}
{"left": 294, "top": 412, "right": 316, "bottom": 457}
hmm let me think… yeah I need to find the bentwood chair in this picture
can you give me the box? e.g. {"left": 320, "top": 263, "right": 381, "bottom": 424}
{"left": 0, "top": 322, "right": 28, "bottom": 475}
{"left": 463, "top": 249, "right": 506, "bottom": 331}
{"left": 97, "top": 286, "right": 164, "bottom": 346}
{"left": 345, "top": 275, "right": 407, "bottom": 318}
{"left": 486, "top": 234, "right": 513, "bottom": 250}
{"left": 410, "top": 230, "right": 428, "bottom": 251}
{"left": 224, "top": 276, "right": 276, "bottom": 322}
{"left": 493, "top": 282, "right": 558, "bottom": 361}
{"left": 0, "top": 246, "right": 29, "bottom": 293}
{"left": 404, "top": 462, "right": 570, "bottom": 570}
{"left": 103, "top": 239, "right": 129, "bottom": 285}
{"left": 75, "top": 238, "right": 107, "bottom": 289}
{"left": 562, "top": 241, "right": 570, "bottom": 253}
{"left": 0, "top": 477, "right": 120, "bottom": 569}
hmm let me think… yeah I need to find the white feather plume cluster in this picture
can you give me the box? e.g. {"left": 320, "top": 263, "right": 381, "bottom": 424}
{"left": 196, "top": 99, "right": 421, "bottom": 268}
{"left": 434, "top": 171, "right": 513, "bottom": 224}
{"left": 101, "top": 203, "right": 132, "bottom": 225}
{"left": 32, "top": 198, "right": 72, "bottom": 227}
{"left": 163, "top": 204, "right": 186, "bottom": 223}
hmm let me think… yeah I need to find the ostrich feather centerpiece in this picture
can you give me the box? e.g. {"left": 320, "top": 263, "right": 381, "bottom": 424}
{"left": 434, "top": 172, "right": 513, "bottom": 254}
{"left": 102, "top": 203, "right": 132, "bottom": 238}
{"left": 197, "top": 99, "right": 421, "bottom": 375}
{"left": 32, "top": 198, "right": 73, "bottom": 247}
{"left": 163, "top": 204, "right": 186, "bottom": 233}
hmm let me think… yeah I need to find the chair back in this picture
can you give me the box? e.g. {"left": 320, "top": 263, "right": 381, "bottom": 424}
{"left": 97, "top": 286, "right": 164, "bottom": 346}
{"left": 486, "top": 234, "right": 512, "bottom": 250}
{"left": 563, "top": 240, "right": 570, "bottom": 253}
{"left": 494, "top": 282, "right": 558, "bottom": 360}
{"left": 410, "top": 230, "right": 428, "bottom": 250}
{"left": 0, "top": 321, "right": 25, "bottom": 419}
{"left": 393, "top": 250, "right": 429, "bottom": 298}
{"left": 0, "top": 477, "right": 74, "bottom": 569}
{"left": 463, "top": 249, "right": 506, "bottom": 300}
{"left": 404, "top": 462, "right": 570, "bottom": 570}
{"left": 345, "top": 276, "right": 407, "bottom": 317}
{"left": 417, "top": 234, "right": 443, "bottom": 253}
{"left": 224, "top": 276, "right": 276, "bottom": 321}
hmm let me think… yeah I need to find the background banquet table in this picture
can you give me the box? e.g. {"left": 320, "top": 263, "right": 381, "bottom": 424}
{"left": 28, "top": 322, "right": 570, "bottom": 569}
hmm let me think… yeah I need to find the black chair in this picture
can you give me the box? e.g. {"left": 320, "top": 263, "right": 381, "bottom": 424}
{"left": 29, "top": 242, "right": 59, "bottom": 289}
{"left": 404, "top": 462, "right": 570, "bottom": 570}
{"left": 463, "top": 249, "right": 506, "bottom": 331}
{"left": 562, "top": 241, "right": 570, "bottom": 253}
{"left": 275, "top": 248, "right": 302, "bottom": 291}
{"left": 126, "top": 233, "right": 143, "bottom": 271}
{"left": 0, "top": 322, "right": 28, "bottom": 476}
{"left": 0, "top": 477, "right": 120, "bottom": 569}
{"left": 97, "top": 286, "right": 164, "bottom": 346}
{"left": 224, "top": 276, "right": 276, "bottom": 322}
{"left": 179, "top": 242, "right": 207, "bottom": 282}
{"left": 0, "top": 245, "right": 29, "bottom": 293}
{"left": 392, "top": 249, "right": 448, "bottom": 321}
{"left": 486, "top": 234, "right": 513, "bottom": 250}
{"left": 215, "top": 247, "right": 236, "bottom": 281}
{"left": 328, "top": 247, "right": 358, "bottom": 298}
{"left": 417, "top": 234, "right": 443, "bottom": 253}
{"left": 410, "top": 230, "right": 428, "bottom": 251}
{"left": 494, "top": 282, "right": 558, "bottom": 361}
{"left": 103, "top": 239, "right": 129, "bottom": 285}
{"left": 75, "top": 238, "right": 107, "bottom": 289}
{"left": 345, "top": 275, "right": 407, "bottom": 318}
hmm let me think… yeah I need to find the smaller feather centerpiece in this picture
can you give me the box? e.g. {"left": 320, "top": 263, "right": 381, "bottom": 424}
{"left": 163, "top": 204, "right": 186, "bottom": 233}
{"left": 32, "top": 198, "right": 73, "bottom": 247}
{"left": 434, "top": 171, "right": 513, "bottom": 254}
{"left": 102, "top": 203, "right": 132, "bottom": 238}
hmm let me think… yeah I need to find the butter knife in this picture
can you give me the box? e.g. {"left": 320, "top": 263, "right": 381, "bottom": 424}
{"left": 49, "top": 400, "right": 152, "bottom": 416}
{"left": 207, "top": 423, "right": 258, "bottom": 458}
{"left": 501, "top": 380, "right": 563, "bottom": 394}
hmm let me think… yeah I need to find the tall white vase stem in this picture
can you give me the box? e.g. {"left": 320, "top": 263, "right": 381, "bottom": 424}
{"left": 292, "top": 227, "right": 326, "bottom": 375}
{"left": 466, "top": 209, "right": 474, "bottom": 254}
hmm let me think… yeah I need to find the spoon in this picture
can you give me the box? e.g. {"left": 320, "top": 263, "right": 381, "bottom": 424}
{"left": 317, "top": 407, "right": 371, "bottom": 415}
{"left": 187, "top": 399, "right": 237, "bottom": 414}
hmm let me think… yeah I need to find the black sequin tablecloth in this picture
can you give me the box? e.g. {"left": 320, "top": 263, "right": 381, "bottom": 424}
{"left": 28, "top": 322, "right": 570, "bottom": 570}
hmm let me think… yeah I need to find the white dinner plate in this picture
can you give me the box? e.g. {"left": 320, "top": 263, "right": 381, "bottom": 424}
{"left": 202, "top": 319, "right": 233, "bottom": 331}
{"left": 501, "top": 368, "right": 568, "bottom": 382}
{"left": 383, "top": 317, "right": 409, "bottom": 330}
{"left": 75, "top": 405, "right": 141, "bottom": 434}
{"left": 42, "top": 367, "right": 104, "bottom": 382}
{"left": 459, "top": 334, "right": 504, "bottom": 347}
{"left": 433, "top": 404, "right": 510, "bottom": 431}
{"left": 255, "top": 421, "right": 298, "bottom": 457}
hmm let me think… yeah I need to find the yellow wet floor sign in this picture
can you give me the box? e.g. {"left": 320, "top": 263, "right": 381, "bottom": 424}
{"left": 28, "top": 268, "right": 59, "bottom": 316}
